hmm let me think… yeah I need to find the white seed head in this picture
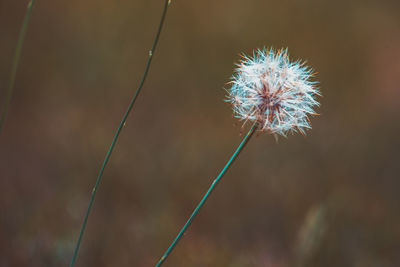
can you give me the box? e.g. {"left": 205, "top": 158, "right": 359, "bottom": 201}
{"left": 227, "top": 48, "right": 320, "bottom": 136}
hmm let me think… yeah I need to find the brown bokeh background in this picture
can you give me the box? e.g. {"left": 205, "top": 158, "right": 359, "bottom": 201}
{"left": 1, "top": 0, "right": 400, "bottom": 266}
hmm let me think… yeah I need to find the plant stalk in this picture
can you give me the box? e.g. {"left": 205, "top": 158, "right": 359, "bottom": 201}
{"left": 70, "top": 1, "right": 171, "bottom": 266}
{"left": 0, "top": 0, "right": 36, "bottom": 133}
{"left": 156, "top": 122, "right": 258, "bottom": 267}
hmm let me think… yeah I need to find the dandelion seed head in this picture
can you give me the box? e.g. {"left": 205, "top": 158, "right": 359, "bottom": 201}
{"left": 227, "top": 48, "right": 320, "bottom": 136}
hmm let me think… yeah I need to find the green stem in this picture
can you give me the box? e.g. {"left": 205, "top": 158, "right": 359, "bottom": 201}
{"left": 0, "top": 0, "right": 35, "bottom": 133}
{"left": 70, "top": 1, "right": 171, "bottom": 266}
{"left": 156, "top": 122, "right": 258, "bottom": 267}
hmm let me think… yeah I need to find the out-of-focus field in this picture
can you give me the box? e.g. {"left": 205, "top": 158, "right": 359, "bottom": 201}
{"left": 1, "top": 0, "right": 399, "bottom": 266}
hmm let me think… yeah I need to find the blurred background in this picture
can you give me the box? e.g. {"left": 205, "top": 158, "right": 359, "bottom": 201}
{"left": 1, "top": 0, "right": 400, "bottom": 266}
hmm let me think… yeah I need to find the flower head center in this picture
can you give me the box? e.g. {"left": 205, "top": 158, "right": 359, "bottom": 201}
{"left": 257, "top": 79, "right": 283, "bottom": 125}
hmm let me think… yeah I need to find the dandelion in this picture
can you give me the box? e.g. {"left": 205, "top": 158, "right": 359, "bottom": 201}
{"left": 227, "top": 48, "right": 320, "bottom": 136}
{"left": 156, "top": 48, "right": 320, "bottom": 266}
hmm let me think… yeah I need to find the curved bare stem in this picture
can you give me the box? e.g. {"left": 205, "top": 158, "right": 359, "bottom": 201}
{"left": 0, "top": 0, "right": 36, "bottom": 133}
{"left": 70, "top": 1, "right": 172, "bottom": 266}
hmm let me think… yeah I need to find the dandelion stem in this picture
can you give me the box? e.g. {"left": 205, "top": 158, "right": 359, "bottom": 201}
{"left": 70, "top": 1, "right": 171, "bottom": 266}
{"left": 156, "top": 122, "right": 258, "bottom": 267}
{"left": 0, "top": 0, "right": 35, "bottom": 134}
